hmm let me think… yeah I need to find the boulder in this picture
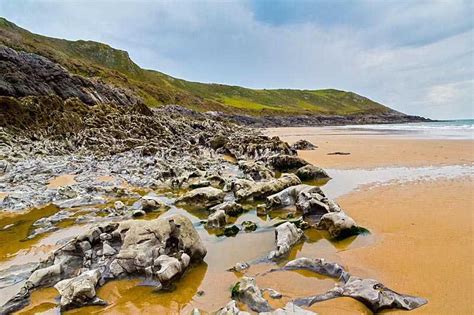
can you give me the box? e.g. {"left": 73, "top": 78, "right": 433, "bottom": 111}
{"left": 176, "top": 187, "right": 225, "bottom": 208}
{"left": 26, "top": 263, "right": 62, "bottom": 288}
{"left": 228, "top": 262, "right": 250, "bottom": 273}
{"left": 207, "top": 210, "right": 227, "bottom": 229}
{"left": 317, "top": 212, "right": 360, "bottom": 239}
{"left": 232, "top": 277, "right": 271, "bottom": 312}
{"left": 223, "top": 225, "right": 240, "bottom": 237}
{"left": 295, "top": 165, "right": 330, "bottom": 181}
{"left": 54, "top": 269, "right": 105, "bottom": 310}
{"left": 268, "top": 155, "right": 308, "bottom": 171}
{"left": 268, "top": 222, "right": 304, "bottom": 260}
{"left": 234, "top": 174, "right": 301, "bottom": 201}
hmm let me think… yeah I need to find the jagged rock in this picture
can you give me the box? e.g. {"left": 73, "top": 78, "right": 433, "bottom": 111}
{"left": 268, "top": 222, "right": 304, "bottom": 260}
{"left": 54, "top": 269, "right": 106, "bottom": 310}
{"left": 176, "top": 187, "right": 225, "bottom": 208}
{"left": 25, "top": 263, "right": 62, "bottom": 288}
{"left": 238, "top": 160, "right": 274, "bottom": 180}
{"left": 207, "top": 210, "right": 227, "bottom": 229}
{"left": 290, "top": 140, "right": 317, "bottom": 151}
{"left": 232, "top": 277, "right": 271, "bottom": 312}
{"left": 234, "top": 173, "right": 301, "bottom": 201}
{"left": 294, "top": 276, "right": 427, "bottom": 313}
{"left": 261, "top": 302, "right": 316, "bottom": 315}
{"left": 210, "top": 201, "right": 244, "bottom": 217}
{"left": 280, "top": 257, "right": 349, "bottom": 282}
{"left": 266, "top": 184, "right": 324, "bottom": 210}
{"left": 317, "top": 212, "right": 361, "bottom": 239}
{"left": 1, "top": 215, "right": 206, "bottom": 313}
{"left": 242, "top": 221, "right": 257, "bottom": 232}
{"left": 56, "top": 195, "right": 106, "bottom": 209}
{"left": 295, "top": 165, "right": 330, "bottom": 181}
{"left": 268, "top": 155, "right": 308, "bottom": 171}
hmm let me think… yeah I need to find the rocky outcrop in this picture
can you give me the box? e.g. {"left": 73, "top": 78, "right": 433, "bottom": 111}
{"left": 317, "top": 212, "right": 360, "bottom": 239}
{"left": 238, "top": 160, "right": 275, "bottom": 180}
{"left": 210, "top": 201, "right": 244, "bottom": 217}
{"left": 0, "top": 45, "right": 139, "bottom": 106}
{"left": 1, "top": 215, "right": 206, "bottom": 313}
{"left": 268, "top": 222, "right": 304, "bottom": 260}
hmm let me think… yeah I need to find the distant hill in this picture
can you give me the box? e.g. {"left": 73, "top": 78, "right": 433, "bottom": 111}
{"left": 0, "top": 17, "right": 401, "bottom": 117}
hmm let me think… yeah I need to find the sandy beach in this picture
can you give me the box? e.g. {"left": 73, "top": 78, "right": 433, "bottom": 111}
{"left": 267, "top": 126, "right": 474, "bottom": 314}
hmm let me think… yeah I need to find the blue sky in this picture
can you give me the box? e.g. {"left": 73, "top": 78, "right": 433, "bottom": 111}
{"left": 0, "top": 0, "right": 472, "bottom": 119}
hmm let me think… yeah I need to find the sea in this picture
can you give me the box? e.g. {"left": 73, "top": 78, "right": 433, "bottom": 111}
{"left": 336, "top": 119, "right": 474, "bottom": 140}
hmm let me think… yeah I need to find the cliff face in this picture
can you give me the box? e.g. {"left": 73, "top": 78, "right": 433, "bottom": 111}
{"left": 0, "top": 45, "right": 139, "bottom": 106}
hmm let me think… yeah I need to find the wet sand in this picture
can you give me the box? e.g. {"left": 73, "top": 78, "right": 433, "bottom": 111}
{"left": 265, "top": 127, "right": 474, "bottom": 168}
{"left": 338, "top": 177, "right": 474, "bottom": 315}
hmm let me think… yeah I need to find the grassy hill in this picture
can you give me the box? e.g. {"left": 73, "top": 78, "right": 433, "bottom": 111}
{"left": 0, "top": 17, "right": 397, "bottom": 116}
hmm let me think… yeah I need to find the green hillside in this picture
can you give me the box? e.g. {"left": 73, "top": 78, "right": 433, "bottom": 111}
{"left": 0, "top": 17, "right": 396, "bottom": 116}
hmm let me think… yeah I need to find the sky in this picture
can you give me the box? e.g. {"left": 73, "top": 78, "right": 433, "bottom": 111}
{"left": 0, "top": 0, "right": 473, "bottom": 119}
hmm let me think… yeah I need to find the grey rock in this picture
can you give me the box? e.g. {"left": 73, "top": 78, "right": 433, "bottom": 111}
{"left": 206, "top": 210, "right": 227, "bottom": 229}
{"left": 210, "top": 201, "right": 244, "bottom": 217}
{"left": 268, "top": 155, "right": 308, "bottom": 171}
{"left": 234, "top": 173, "right": 301, "bottom": 201}
{"left": 232, "top": 277, "right": 271, "bottom": 313}
{"left": 268, "top": 222, "right": 304, "bottom": 260}
{"left": 290, "top": 139, "right": 317, "bottom": 151}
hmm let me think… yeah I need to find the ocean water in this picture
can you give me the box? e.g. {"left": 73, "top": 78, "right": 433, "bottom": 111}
{"left": 337, "top": 119, "right": 474, "bottom": 139}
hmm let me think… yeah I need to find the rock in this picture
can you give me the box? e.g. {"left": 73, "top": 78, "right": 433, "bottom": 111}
{"left": 268, "top": 155, "right": 308, "bottom": 171}
{"left": 223, "top": 225, "right": 240, "bottom": 237}
{"left": 238, "top": 160, "right": 274, "bottom": 180}
{"left": 327, "top": 152, "right": 350, "bottom": 155}
{"left": 317, "top": 212, "right": 362, "bottom": 239}
{"left": 207, "top": 210, "right": 227, "bottom": 229}
{"left": 210, "top": 201, "right": 244, "bottom": 217}
{"left": 290, "top": 139, "right": 317, "bottom": 151}
{"left": 234, "top": 173, "right": 301, "bottom": 201}
{"left": 189, "top": 180, "right": 211, "bottom": 189}
{"left": 232, "top": 277, "right": 271, "bottom": 312}
{"left": 263, "top": 288, "right": 282, "bottom": 299}
{"left": 266, "top": 184, "right": 324, "bottom": 210}
{"left": 228, "top": 262, "right": 250, "bottom": 273}
{"left": 54, "top": 269, "right": 106, "bottom": 310}
{"left": 154, "top": 254, "right": 187, "bottom": 282}
{"left": 242, "top": 221, "right": 257, "bottom": 232}
{"left": 261, "top": 302, "right": 316, "bottom": 315}
{"left": 141, "top": 197, "right": 162, "bottom": 212}
{"left": 176, "top": 187, "right": 225, "bottom": 208}
{"left": 268, "top": 222, "right": 304, "bottom": 260}
{"left": 295, "top": 165, "right": 330, "bottom": 181}
{"left": 114, "top": 200, "right": 125, "bottom": 211}
{"left": 217, "top": 300, "right": 250, "bottom": 315}
{"left": 132, "top": 210, "right": 146, "bottom": 217}
{"left": 295, "top": 276, "right": 427, "bottom": 313}
{"left": 56, "top": 195, "right": 106, "bottom": 209}
{"left": 26, "top": 264, "right": 62, "bottom": 288}
{"left": 102, "top": 243, "right": 117, "bottom": 256}
{"left": 280, "top": 257, "right": 350, "bottom": 282}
